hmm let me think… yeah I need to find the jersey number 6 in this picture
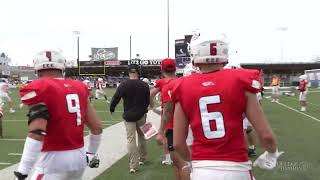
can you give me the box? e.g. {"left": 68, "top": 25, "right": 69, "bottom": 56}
{"left": 66, "top": 94, "right": 82, "bottom": 126}
{"left": 199, "top": 95, "right": 225, "bottom": 139}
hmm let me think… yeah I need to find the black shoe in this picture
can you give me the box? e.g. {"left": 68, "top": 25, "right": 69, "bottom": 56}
{"left": 248, "top": 148, "right": 257, "bottom": 157}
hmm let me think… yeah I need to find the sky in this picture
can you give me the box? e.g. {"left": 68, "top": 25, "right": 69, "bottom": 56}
{"left": 1, "top": 0, "right": 320, "bottom": 65}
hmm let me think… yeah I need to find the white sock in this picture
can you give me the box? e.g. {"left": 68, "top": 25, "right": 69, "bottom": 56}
{"left": 165, "top": 154, "right": 171, "bottom": 161}
{"left": 249, "top": 145, "right": 255, "bottom": 149}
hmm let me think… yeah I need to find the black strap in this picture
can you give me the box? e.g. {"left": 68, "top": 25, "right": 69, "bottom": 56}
{"left": 27, "top": 104, "right": 50, "bottom": 125}
{"left": 29, "top": 129, "right": 47, "bottom": 136}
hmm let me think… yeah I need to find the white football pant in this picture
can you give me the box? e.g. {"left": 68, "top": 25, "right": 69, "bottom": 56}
{"left": 192, "top": 168, "right": 255, "bottom": 180}
{"left": 299, "top": 91, "right": 307, "bottom": 101}
{"left": 30, "top": 169, "right": 85, "bottom": 180}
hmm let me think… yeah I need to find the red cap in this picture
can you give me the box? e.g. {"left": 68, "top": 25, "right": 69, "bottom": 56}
{"left": 161, "top": 58, "right": 176, "bottom": 72}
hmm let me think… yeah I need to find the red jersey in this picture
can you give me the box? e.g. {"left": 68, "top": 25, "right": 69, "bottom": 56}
{"left": 155, "top": 78, "right": 172, "bottom": 108}
{"left": 171, "top": 69, "right": 261, "bottom": 162}
{"left": 299, "top": 79, "right": 308, "bottom": 92}
{"left": 20, "top": 77, "right": 89, "bottom": 152}
{"left": 96, "top": 81, "right": 103, "bottom": 90}
{"left": 161, "top": 79, "right": 179, "bottom": 130}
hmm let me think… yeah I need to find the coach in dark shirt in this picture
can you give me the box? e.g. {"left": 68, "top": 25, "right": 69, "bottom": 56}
{"left": 110, "top": 64, "right": 150, "bottom": 173}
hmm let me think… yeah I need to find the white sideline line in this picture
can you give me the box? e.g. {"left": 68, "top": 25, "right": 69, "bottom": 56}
{"left": 8, "top": 153, "right": 22, "bottom": 156}
{"left": 102, "top": 123, "right": 114, "bottom": 126}
{"left": 0, "top": 139, "right": 25, "bottom": 141}
{"left": 284, "top": 96, "right": 320, "bottom": 108}
{"left": 102, "top": 120, "right": 122, "bottom": 122}
{"left": 96, "top": 111, "right": 123, "bottom": 113}
{"left": 0, "top": 163, "right": 11, "bottom": 165}
{"left": 3, "top": 120, "right": 26, "bottom": 122}
{"left": 276, "top": 102, "right": 320, "bottom": 122}
{"left": 0, "top": 110, "right": 160, "bottom": 179}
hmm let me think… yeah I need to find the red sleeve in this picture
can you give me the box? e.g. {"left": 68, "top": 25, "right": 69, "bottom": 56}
{"left": 161, "top": 83, "right": 171, "bottom": 103}
{"left": 154, "top": 79, "right": 163, "bottom": 89}
{"left": 169, "top": 78, "right": 183, "bottom": 102}
{"left": 239, "top": 69, "right": 262, "bottom": 94}
{"left": 19, "top": 79, "right": 47, "bottom": 106}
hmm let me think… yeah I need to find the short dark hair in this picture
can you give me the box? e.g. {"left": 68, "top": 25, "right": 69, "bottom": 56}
{"left": 128, "top": 64, "right": 141, "bottom": 75}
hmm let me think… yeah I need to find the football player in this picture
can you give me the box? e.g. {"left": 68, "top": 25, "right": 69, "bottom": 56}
{"left": 224, "top": 63, "right": 259, "bottom": 157}
{"left": 14, "top": 50, "right": 103, "bottom": 180}
{"left": 298, "top": 74, "right": 308, "bottom": 111}
{"left": 0, "top": 79, "right": 15, "bottom": 113}
{"left": 83, "top": 78, "right": 94, "bottom": 102}
{"left": 150, "top": 58, "right": 177, "bottom": 165}
{"left": 271, "top": 75, "right": 280, "bottom": 103}
{"left": 95, "top": 78, "right": 109, "bottom": 102}
{"left": 152, "top": 58, "right": 190, "bottom": 180}
{"left": 0, "top": 98, "right": 4, "bottom": 138}
{"left": 172, "top": 35, "right": 283, "bottom": 180}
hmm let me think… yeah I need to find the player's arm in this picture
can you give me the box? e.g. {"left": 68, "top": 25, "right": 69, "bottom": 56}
{"left": 156, "top": 101, "right": 173, "bottom": 144}
{"left": 85, "top": 102, "right": 103, "bottom": 135}
{"left": 246, "top": 91, "right": 283, "bottom": 170}
{"left": 149, "top": 87, "right": 160, "bottom": 109}
{"left": 109, "top": 84, "right": 123, "bottom": 113}
{"left": 85, "top": 102, "right": 103, "bottom": 168}
{"left": 15, "top": 104, "right": 49, "bottom": 179}
{"left": 173, "top": 102, "right": 191, "bottom": 162}
{"left": 161, "top": 101, "right": 174, "bottom": 131}
{"left": 246, "top": 92, "right": 277, "bottom": 152}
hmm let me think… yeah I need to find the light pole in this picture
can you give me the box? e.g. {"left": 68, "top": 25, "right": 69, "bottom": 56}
{"left": 276, "top": 27, "right": 288, "bottom": 61}
{"left": 130, "top": 35, "right": 132, "bottom": 60}
{"left": 73, "top": 31, "right": 80, "bottom": 67}
{"left": 167, "top": 0, "right": 170, "bottom": 58}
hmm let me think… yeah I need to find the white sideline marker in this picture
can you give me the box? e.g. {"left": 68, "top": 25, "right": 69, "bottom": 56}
{"left": 0, "top": 163, "right": 11, "bottom": 165}
{"left": 276, "top": 102, "right": 320, "bottom": 122}
{"left": 8, "top": 153, "right": 22, "bottom": 156}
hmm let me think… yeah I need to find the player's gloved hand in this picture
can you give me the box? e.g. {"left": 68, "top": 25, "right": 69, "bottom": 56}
{"left": 253, "top": 149, "right": 284, "bottom": 170}
{"left": 14, "top": 171, "right": 28, "bottom": 180}
{"left": 86, "top": 152, "right": 100, "bottom": 168}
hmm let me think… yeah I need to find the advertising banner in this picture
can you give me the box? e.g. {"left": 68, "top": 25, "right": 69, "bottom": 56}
{"left": 305, "top": 69, "right": 320, "bottom": 88}
{"left": 91, "top": 47, "right": 118, "bottom": 61}
{"left": 129, "top": 59, "right": 161, "bottom": 66}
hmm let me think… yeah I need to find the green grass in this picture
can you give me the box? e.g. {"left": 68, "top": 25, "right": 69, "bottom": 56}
{"left": 0, "top": 88, "right": 123, "bottom": 169}
{"left": 96, "top": 91, "right": 320, "bottom": 180}
{"left": 2, "top": 88, "right": 320, "bottom": 180}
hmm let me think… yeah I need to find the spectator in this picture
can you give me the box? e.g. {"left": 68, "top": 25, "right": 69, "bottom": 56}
{"left": 110, "top": 64, "right": 150, "bottom": 173}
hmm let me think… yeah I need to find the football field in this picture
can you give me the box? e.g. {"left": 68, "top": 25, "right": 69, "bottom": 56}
{"left": 96, "top": 90, "right": 320, "bottom": 180}
{"left": 0, "top": 89, "right": 124, "bottom": 170}
{"left": 0, "top": 88, "right": 319, "bottom": 180}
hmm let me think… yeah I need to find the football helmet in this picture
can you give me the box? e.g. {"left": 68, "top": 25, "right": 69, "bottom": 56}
{"left": 33, "top": 50, "right": 66, "bottom": 71}
{"left": 142, "top": 78, "right": 150, "bottom": 84}
{"left": 224, "top": 62, "right": 242, "bottom": 69}
{"left": 183, "top": 63, "right": 199, "bottom": 76}
{"left": 188, "top": 33, "right": 229, "bottom": 65}
{"left": 98, "top": 78, "right": 103, "bottom": 82}
{"left": 299, "top": 74, "right": 307, "bottom": 80}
